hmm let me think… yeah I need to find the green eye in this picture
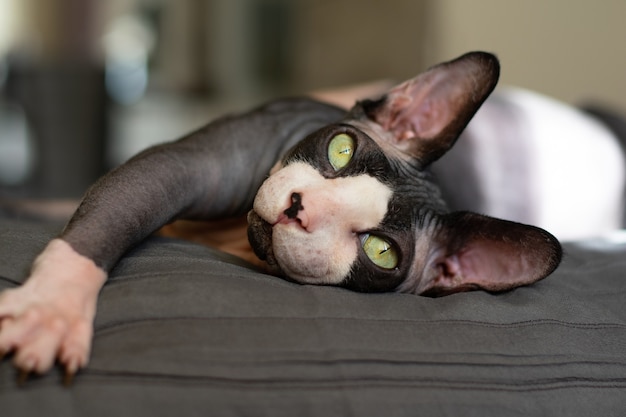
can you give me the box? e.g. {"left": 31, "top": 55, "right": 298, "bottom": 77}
{"left": 362, "top": 234, "right": 398, "bottom": 269}
{"left": 328, "top": 133, "right": 355, "bottom": 170}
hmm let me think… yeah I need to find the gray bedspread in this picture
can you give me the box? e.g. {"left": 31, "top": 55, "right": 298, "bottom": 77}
{"left": 1, "top": 219, "right": 625, "bottom": 416}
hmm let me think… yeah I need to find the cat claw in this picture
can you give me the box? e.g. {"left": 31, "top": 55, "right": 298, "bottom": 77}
{"left": 12, "top": 360, "right": 80, "bottom": 387}
{"left": 63, "top": 369, "right": 75, "bottom": 387}
{"left": 17, "top": 369, "right": 30, "bottom": 387}
{"left": 63, "top": 358, "right": 80, "bottom": 386}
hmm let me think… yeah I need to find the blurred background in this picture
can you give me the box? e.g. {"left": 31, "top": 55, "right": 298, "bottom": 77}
{"left": 0, "top": 0, "right": 625, "bottom": 198}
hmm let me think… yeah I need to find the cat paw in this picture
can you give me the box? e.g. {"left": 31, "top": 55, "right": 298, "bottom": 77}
{"left": 0, "top": 239, "right": 106, "bottom": 380}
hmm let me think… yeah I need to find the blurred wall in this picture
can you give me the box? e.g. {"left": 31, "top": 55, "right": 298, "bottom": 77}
{"left": 290, "top": 0, "right": 428, "bottom": 90}
{"left": 202, "top": 0, "right": 429, "bottom": 97}
{"left": 426, "top": 0, "right": 626, "bottom": 110}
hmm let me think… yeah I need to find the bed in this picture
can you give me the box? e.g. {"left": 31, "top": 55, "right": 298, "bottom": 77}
{"left": 1, "top": 217, "right": 625, "bottom": 416}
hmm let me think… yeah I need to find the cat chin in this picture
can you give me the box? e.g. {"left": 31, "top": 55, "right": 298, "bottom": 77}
{"left": 247, "top": 209, "right": 346, "bottom": 285}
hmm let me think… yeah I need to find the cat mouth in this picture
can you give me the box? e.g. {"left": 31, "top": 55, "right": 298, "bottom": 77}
{"left": 246, "top": 210, "right": 284, "bottom": 276}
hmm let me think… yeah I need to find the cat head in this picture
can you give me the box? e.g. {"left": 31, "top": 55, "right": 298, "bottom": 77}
{"left": 248, "top": 52, "right": 562, "bottom": 296}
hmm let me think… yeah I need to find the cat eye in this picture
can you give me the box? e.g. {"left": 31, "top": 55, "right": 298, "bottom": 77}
{"left": 328, "top": 133, "right": 355, "bottom": 170}
{"left": 361, "top": 234, "right": 398, "bottom": 269}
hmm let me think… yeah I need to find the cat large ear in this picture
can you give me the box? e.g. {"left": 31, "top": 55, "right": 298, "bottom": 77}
{"left": 413, "top": 212, "right": 562, "bottom": 297}
{"left": 352, "top": 51, "right": 500, "bottom": 166}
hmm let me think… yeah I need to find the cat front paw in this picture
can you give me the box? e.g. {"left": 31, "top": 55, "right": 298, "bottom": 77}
{"left": 0, "top": 239, "right": 106, "bottom": 381}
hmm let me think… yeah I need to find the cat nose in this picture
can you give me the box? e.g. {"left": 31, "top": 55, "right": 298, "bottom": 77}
{"left": 283, "top": 192, "right": 304, "bottom": 220}
{"left": 274, "top": 192, "right": 310, "bottom": 230}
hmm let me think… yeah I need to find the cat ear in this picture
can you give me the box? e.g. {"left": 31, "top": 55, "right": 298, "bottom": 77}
{"left": 414, "top": 212, "right": 562, "bottom": 297}
{"left": 352, "top": 51, "right": 499, "bottom": 166}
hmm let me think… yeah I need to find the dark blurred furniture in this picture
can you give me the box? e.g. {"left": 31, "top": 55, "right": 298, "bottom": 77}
{"left": 6, "top": 62, "right": 107, "bottom": 197}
